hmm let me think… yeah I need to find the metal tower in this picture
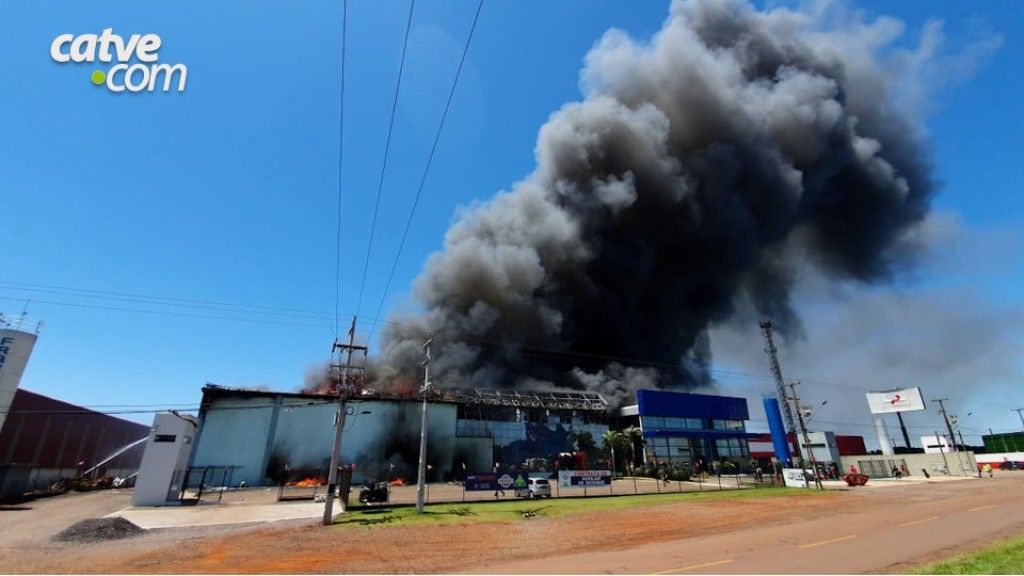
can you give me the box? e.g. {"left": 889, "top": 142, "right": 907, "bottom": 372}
{"left": 760, "top": 321, "right": 798, "bottom": 439}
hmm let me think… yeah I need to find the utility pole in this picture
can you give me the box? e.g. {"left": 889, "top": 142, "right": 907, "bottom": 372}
{"left": 787, "top": 382, "right": 822, "bottom": 490}
{"left": 934, "top": 430, "right": 950, "bottom": 474}
{"left": 415, "top": 334, "right": 433, "bottom": 514}
{"left": 932, "top": 399, "right": 959, "bottom": 454}
{"left": 933, "top": 398, "right": 968, "bottom": 477}
{"left": 322, "top": 317, "right": 367, "bottom": 526}
{"left": 760, "top": 321, "right": 801, "bottom": 464}
{"left": 1015, "top": 408, "right": 1024, "bottom": 432}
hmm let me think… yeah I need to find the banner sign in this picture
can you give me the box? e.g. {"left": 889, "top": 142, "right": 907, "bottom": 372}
{"left": 557, "top": 469, "right": 612, "bottom": 488}
{"left": 781, "top": 468, "right": 812, "bottom": 488}
{"left": 865, "top": 388, "right": 926, "bottom": 414}
{"left": 464, "top": 472, "right": 528, "bottom": 491}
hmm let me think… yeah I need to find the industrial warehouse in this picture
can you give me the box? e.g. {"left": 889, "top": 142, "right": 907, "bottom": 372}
{"left": 4, "top": 0, "right": 1024, "bottom": 572}
{"left": 186, "top": 384, "right": 756, "bottom": 488}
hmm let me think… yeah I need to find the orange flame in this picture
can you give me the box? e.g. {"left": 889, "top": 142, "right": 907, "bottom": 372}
{"left": 389, "top": 477, "right": 406, "bottom": 487}
{"left": 287, "top": 476, "right": 323, "bottom": 487}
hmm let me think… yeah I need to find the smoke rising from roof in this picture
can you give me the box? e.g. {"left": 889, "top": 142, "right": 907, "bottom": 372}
{"left": 375, "top": 0, "right": 937, "bottom": 407}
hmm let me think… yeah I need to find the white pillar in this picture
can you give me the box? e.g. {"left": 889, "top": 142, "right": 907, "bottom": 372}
{"left": 875, "top": 416, "right": 894, "bottom": 456}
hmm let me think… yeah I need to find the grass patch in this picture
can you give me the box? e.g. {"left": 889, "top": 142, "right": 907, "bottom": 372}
{"left": 910, "top": 534, "right": 1024, "bottom": 574}
{"left": 332, "top": 486, "right": 816, "bottom": 528}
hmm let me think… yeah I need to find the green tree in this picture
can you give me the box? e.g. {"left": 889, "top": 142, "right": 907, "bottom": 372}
{"left": 623, "top": 426, "right": 644, "bottom": 473}
{"left": 602, "top": 430, "right": 626, "bottom": 473}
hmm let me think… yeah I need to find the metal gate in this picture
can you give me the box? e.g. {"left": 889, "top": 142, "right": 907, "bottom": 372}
{"left": 179, "top": 466, "right": 238, "bottom": 504}
{"left": 856, "top": 458, "right": 906, "bottom": 478}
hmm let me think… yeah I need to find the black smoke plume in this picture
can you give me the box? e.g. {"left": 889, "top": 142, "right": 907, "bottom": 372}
{"left": 375, "top": 0, "right": 933, "bottom": 407}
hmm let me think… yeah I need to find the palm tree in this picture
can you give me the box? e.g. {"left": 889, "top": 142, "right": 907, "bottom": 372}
{"left": 623, "top": 426, "right": 644, "bottom": 473}
{"left": 602, "top": 430, "right": 624, "bottom": 473}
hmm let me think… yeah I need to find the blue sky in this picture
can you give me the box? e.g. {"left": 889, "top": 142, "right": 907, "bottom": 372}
{"left": 1, "top": 1, "right": 1021, "bottom": 440}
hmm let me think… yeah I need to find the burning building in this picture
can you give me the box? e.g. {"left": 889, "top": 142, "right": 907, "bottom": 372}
{"left": 188, "top": 384, "right": 608, "bottom": 486}
{"left": 187, "top": 384, "right": 758, "bottom": 487}
{"left": 195, "top": 0, "right": 936, "bottom": 490}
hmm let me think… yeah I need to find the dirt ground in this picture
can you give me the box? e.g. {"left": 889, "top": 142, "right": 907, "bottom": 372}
{"left": 2, "top": 475, "right": 1021, "bottom": 574}
{"left": 2, "top": 487, "right": 844, "bottom": 574}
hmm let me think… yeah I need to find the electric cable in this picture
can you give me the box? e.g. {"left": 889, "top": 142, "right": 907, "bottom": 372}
{"left": 354, "top": 0, "right": 417, "bottom": 320}
{"left": 368, "top": 0, "right": 485, "bottom": 345}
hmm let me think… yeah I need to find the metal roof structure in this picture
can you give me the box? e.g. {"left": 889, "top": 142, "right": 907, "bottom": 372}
{"left": 202, "top": 383, "right": 610, "bottom": 412}
{"left": 444, "top": 388, "right": 608, "bottom": 411}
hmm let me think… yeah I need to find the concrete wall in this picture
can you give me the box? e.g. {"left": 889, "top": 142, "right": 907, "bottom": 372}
{"left": 803, "top": 431, "right": 841, "bottom": 463}
{"left": 841, "top": 451, "right": 978, "bottom": 478}
{"left": 133, "top": 413, "right": 197, "bottom": 506}
{"left": 975, "top": 452, "right": 1024, "bottom": 467}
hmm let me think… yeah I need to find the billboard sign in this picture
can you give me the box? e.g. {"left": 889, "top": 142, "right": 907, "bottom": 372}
{"left": 865, "top": 388, "right": 926, "bottom": 414}
{"left": 464, "top": 472, "right": 528, "bottom": 491}
{"left": 557, "top": 470, "right": 611, "bottom": 488}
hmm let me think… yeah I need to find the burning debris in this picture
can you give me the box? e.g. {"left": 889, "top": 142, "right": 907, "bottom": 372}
{"left": 372, "top": 0, "right": 934, "bottom": 407}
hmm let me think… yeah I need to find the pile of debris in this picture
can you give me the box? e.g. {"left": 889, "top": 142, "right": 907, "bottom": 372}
{"left": 26, "top": 476, "right": 121, "bottom": 499}
{"left": 53, "top": 517, "right": 145, "bottom": 543}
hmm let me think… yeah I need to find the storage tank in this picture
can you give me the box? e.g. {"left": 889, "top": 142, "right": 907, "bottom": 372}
{"left": 0, "top": 323, "right": 40, "bottom": 435}
{"left": 763, "top": 395, "right": 791, "bottom": 465}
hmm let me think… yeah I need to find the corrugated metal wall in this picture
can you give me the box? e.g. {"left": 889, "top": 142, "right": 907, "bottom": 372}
{"left": 0, "top": 389, "right": 150, "bottom": 471}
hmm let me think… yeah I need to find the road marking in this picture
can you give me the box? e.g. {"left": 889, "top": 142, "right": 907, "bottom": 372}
{"left": 899, "top": 516, "right": 939, "bottom": 527}
{"left": 650, "top": 559, "right": 734, "bottom": 574}
{"left": 968, "top": 504, "right": 997, "bottom": 512}
{"left": 798, "top": 534, "right": 857, "bottom": 548}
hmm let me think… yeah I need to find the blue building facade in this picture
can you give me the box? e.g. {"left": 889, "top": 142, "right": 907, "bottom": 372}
{"left": 633, "top": 390, "right": 753, "bottom": 466}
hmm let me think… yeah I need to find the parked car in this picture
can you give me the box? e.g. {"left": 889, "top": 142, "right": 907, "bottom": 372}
{"left": 515, "top": 477, "right": 551, "bottom": 499}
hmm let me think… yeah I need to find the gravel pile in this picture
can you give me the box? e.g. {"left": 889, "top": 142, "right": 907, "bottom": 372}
{"left": 53, "top": 517, "right": 146, "bottom": 543}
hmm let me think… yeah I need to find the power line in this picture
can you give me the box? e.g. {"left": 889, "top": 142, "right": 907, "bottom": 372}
{"left": 369, "top": 0, "right": 485, "bottom": 345}
{"left": 5, "top": 282, "right": 1016, "bottom": 410}
{"left": 355, "top": 0, "right": 417, "bottom": 319}
{"left": 333, "top": 0, "right": 350, "bottom": 340}
{"left": 0, "top": 280, "right": 338, "bottom": 320}
{"left": 0, "top": 296, "right": 335, "bottom": 330}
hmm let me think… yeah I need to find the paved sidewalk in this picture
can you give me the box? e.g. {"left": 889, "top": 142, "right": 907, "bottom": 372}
{"left": 107, "top": 500, "right": 322, "bottom": 529}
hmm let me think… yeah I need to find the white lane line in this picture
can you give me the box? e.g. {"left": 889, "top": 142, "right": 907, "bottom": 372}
{"left": 798, "top": 534, "right": 857, "bottom": 549}
{"left": 651, "top": 559, "right": 734, "bottom": 574}
{"left": 899, "top": 516, "right": 939, "bottom": 527}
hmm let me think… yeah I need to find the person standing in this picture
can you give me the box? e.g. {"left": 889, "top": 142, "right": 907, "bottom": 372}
{"left": 493, "top": 462, "right": 505, "bottom": 498}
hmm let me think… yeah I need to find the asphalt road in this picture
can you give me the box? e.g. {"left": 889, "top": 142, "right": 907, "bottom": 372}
{"left": 466, "top": 474, "right": 1024, "bottom": 574}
